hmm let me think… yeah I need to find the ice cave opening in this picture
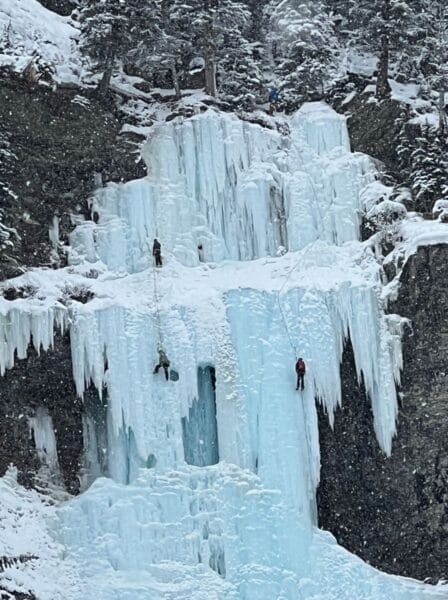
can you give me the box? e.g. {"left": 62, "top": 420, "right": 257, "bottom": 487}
{"left": 182, "top": 365, "right": 219, "bottom": 467}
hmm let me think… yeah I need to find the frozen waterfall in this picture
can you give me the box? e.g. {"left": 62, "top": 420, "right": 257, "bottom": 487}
{"left": 70, "top": 103, "right": 373, "bottom": 271}
{"left": 0, "top": 103, "right": 444, "bottom": 599}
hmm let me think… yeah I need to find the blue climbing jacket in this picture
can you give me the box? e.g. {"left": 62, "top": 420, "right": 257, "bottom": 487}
{"left": 269, "top": 88, "right": 279, "bottom": 102}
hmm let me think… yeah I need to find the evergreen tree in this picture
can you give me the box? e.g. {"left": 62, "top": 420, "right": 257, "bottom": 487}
{"left": 398, "top": 126, "right": 448, "bottom": 213}
{"left": 166, "top": 0, "right": 251, "bottom": 97}
{"left": 265, "top": 1, "right": 339, "bottom": 110}
{"left": 125, "top": 0, "right": 185, "bottom": 97}
{"left": 0, "top": 133, "right": 18, "bottom": 254}
{"left": 218, "top": 32, "right": 264, "bottom": 108}
{"left": 347, "top": 0, "right": 427, "bottom": 99}
{"left": 244, "top": 0, "right": 269, "bottom": 42}
{"left": 418, "top": 4, "right": 448, "bottom": 136}
{"left": 78, "top": 0, "right": 159, "bottom": 97}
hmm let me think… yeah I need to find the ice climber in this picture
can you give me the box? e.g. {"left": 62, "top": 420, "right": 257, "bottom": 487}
{"left": 153, "top": 349, "right": 170, "bottom": 381}
{"left": 295, "top": 357, "right": 306, "bottom": 391}
{"left": 153, "top": 238, "right": 162, "bottom": 267}
{"left": 268, "top": 87, "right": 279, "bottom": 115}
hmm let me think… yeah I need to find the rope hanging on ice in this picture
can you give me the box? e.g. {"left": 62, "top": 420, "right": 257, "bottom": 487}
{"left": 148, "top": 239, "right": 164, "bottom": 349}
{"left": 277, "top": 256, "right": 302, "bottom": 358}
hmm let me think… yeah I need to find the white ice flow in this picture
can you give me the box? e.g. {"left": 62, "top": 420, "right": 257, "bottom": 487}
{"left": 0, "top": 103, "right": 445, "bottom": 599}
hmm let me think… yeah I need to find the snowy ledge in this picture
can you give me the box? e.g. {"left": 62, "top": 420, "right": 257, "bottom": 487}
{"left": 383, "top": 215, "right": 448, "bottom": 276}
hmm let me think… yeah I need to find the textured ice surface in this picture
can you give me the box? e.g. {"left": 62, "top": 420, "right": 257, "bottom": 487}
{"left": 59, "top": 466, "right": 307, "bottom": 600}
{"left": 70, "top": 103, "right": 373, "bottom": 271}
{"left": 0, "top": 104, "right": 445, "bottom": 598}
{"left": 182, "top": 366, "right": 219, "bottom": 467}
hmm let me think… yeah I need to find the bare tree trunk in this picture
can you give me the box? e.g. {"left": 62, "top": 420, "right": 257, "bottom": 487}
{"left": 98, "top": 45, "right": 116, "bottom": 98}
{"left": 203, "top": 18, "right": 217, "bottom": 98}
{"left": 376, "top": 33, "right": 391, "bottom": 99}
{"left": 204, "top": 53, "right": 217, "bottom": 97}
{"left": 170, "top": 62, "right": 181, "bottom": 99}
{"left": 438, "top": 86, "right": 447, "bottom": 137}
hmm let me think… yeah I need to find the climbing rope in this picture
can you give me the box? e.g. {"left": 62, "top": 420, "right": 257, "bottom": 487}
{"left": 277, "top": 255, "right": 302, "bottom": 358}
{"left": 148, "top": 239, "right": 164, "bottom": 349}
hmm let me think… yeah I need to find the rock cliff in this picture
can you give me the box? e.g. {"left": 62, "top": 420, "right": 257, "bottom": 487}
{"left": 318, "top": 244, "right": 448, "bottom": 582}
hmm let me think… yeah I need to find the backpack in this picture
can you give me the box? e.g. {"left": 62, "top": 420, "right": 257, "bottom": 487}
{"left": 296, "top": 359, "right": 305, "bottom": 373}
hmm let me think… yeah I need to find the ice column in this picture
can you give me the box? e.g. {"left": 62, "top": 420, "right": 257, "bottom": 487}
{"left": 29, "top": 406, "right": 60, "bottom": 474}
{"left": 70, "top": 104, "right": 375, "bottom": 273}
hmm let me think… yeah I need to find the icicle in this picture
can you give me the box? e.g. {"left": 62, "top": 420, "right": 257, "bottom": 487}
{"left": 29, "top": 406, "right": 60, "bottom": 473}
{"left": 71, "top": 106, "right": 375, "bottom": 274}
{"left": 0, "top": 305, "right": 67, "bottom": 375}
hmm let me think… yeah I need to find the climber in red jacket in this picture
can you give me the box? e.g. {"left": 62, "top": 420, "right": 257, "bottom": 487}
{"left": 295, "top": 357, "right": 306, "bottom": 391}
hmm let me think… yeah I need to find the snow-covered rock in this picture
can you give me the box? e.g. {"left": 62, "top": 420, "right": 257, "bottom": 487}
{"left": 0, "top": 0, "right": 81, "bottom": 82}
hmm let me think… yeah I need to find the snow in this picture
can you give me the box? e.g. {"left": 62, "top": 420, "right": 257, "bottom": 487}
{"left": 389, "top": 80, "right": 420, "bottom": 104}
{"left": 384, "top": 215, "right": 448, "bottom": 267}
{"left": 0, "top": 104, "right": 445, "bottom": 598}
{"left": 346, "top": 51, "right": 378, "bottom": 77}
{"left": 433, "top": 199, "right": 448, "bottom": 216}
{"left": 0, "top": 0, "right": 81, "bottom": 83}
{"left": 0, "top": 468, "right": 78, "bottom": 600}
{"left": 410, "top": 112, "right": 439, "bottom": 128}
{"left": 362, "top": 80, "right": 430, "bottom": 113}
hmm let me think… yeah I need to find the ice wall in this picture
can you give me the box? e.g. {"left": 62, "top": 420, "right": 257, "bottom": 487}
{"left": 61, "top": 255, "right": 399, "bottom": 489}
{"left": 0, "top": 103, "right": 435, "bottom": 599}
{"left": 60, "top": 465, "right": 307, "bottom": 600}
{"left": 70, "top": 104, "right": 374, "bottom": 272}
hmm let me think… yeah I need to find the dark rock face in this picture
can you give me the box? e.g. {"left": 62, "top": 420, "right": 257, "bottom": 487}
{"left": 0, "top": 71, "right": 145, "bottom": 280}
{"left": 0, "top": 589, "right": 35, "bottom": 600}
{"left": 318, "top": 244, "right": 448, "bottom": 582}
{"left": 345, "top": 96, "right": 408, "bottom": 176}
{"left": 0, "top": 67, "right": 146, "bottom": 496}
{"left": 0, "top": 333, "right": 86, "bottom": 494}
{"left": 33, "top": 0, "right": 75, "bottom": 16}
{"left": 330, "top": 84, "right": 408, "bottom": 177}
